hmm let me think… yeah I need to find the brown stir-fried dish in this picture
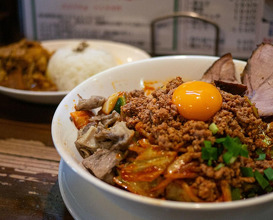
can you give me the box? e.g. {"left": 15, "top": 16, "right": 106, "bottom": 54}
{"left": 0, "top": 39, "right": 57, "bottom": 91}
{"left": 70, "top": 44, "right": 273, "bottom": 202}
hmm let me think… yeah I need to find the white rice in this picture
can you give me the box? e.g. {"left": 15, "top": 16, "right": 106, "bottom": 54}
{"left": 47, "top": 47, "right": 117, "bottom": 91}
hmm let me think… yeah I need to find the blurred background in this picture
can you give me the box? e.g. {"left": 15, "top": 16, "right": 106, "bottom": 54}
{"left": 1, "top": 0, "right": 273, "bottom": 59}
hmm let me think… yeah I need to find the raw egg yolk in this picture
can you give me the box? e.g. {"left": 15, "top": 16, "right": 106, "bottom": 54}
{"left": 172, "top": 81, "right": 222, "bottom": 121}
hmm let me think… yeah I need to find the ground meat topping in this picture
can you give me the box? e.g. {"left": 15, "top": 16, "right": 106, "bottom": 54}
{"left": 74, "top": 75, "right": 273, "bottom": 203}
{"left": 119, "top": 77, "right": 273, "bottom": 201}
{"left": 192, "top": 176, "right": 218, "bottom": 202}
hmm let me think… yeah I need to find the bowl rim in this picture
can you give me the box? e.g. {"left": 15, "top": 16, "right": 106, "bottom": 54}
{"left": 52, "top": 55, "right": 273, "bottom": 211}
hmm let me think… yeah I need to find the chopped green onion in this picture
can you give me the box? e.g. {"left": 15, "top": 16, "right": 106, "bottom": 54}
{"left": 231, "top": 188, "right": 241, "bottom": 201}
{"left": 229, "top": 156, "right": 237, "bottom": 164}
{"left": 264, "top": 167, "right": 273, "bottom": 181}
{"left": 204, "top": 136, "right": 249, "bottom": 165}
{"left": 233, "top": 137, "right": 241, "bottom": 144}
{"left": 223, "top": 152, "right": 233, "bottom": 164}
{"left": 256, "top": 153, "right": 266, "bottom": 161}
{"left": 201, "top": 140, "right": 218, "bottom": 166}
{"left": 214, "top": 163, "right": 225, "bottom": 171}
{"left": 245, "top": 185, "right": 260, "bottom": 198}
{"left": 262, "top": 138, "right": 271, "bottom": 146}
{"left": 246, "top": 97, "right": 252, "bottom": 105}
{"left": 247, "top": 192, "right": 256, "bottom": 198}
{"left": 240, "top": 145, "right": 249, "bottom": 157}
{"left": 262, "top": 132, "right": 271, "bottom": 146}
{"left": 215, "top": 137, "right": 226, "bottom": 143}
{"left": 217, "top": 145, "right": 224, "bottom": 156}
{"left": 252, "top": 105, "right": 259, "bottom": 118}
{"left": 254, "top": 170, "right": 270, "bottom": 189}
{"left": 209, "top": 123, "right": 218, "bottom": 134}
{"left": 256, "top": 149, "right": 266, "bottom": 161}
{"left": 204, "top": 140, "right": 212, "bottom": 148}
{"left": 201, "top": 147, "right": 218, "bottom": 161}
{"left": 241, "top": 144, "right": 248, "bottom": 150}
{"left": 222, "top": 136, "right": 241, "bottom": 156}
{"left": 218, "top": 136, "right": 249, "bottom": 164}
{"left": 246, "top": 97, "right": 259, "bottom": 117}
{"left": 240, "top": 167, "right": 254, "bottom": 177}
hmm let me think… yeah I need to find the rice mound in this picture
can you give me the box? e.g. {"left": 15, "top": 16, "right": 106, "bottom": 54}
{"left": 47, "top": 47, "right": 117, "bottom": 91}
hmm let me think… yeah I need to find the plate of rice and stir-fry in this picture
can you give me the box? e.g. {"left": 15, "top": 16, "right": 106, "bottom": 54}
{"left": 0, "top": 39, "right": 150, "bottom": 104}
{"left": 52, "top": 43, "right": 273, "bottom": 219}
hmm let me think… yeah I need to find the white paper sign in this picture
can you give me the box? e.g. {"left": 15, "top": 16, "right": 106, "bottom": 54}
{"left": 21, "top": 0, "right": 265, "bottom": 59}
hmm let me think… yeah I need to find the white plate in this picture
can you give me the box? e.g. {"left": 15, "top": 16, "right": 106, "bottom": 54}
{"left": 0, "top": 39, "right": 150, "bottom": 104}
{"left": 58, "top": 159, "right": 142, "bottom": 220}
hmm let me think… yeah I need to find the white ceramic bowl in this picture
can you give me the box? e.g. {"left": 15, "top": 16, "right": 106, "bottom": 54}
{"left": 0, "top": 39, "right": 150, "bottom": 104}
{"left": 52, "top": 56, "right": 273, "bottom": 220}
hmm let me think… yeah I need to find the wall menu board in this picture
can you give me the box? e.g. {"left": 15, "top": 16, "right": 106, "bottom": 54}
{"left": 20, "top": 0, "right": 265, "bottom": 59}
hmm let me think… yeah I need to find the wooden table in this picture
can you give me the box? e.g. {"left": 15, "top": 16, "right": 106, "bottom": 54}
{"left": 0, "top": 93, "right": 74, "bottom": 219}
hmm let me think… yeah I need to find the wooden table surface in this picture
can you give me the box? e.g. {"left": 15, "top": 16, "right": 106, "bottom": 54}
{"left": 0, "top": 93, "right": 74, "bottom": 219}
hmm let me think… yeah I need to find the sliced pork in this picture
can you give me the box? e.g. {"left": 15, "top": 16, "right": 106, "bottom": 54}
{"left": 201, "top": 53, "right": 238, "bottom": 83}
{"left": 248, "top": 78, "right": 273, "bottom": 117}
{"left": 214, "top": 80, "right": 247, "bottom": 96}
{"left": 241, "top": 43, "right": 273, "bottom": 117}
{"left": 201, "top": 53, "right": 245, "bottom": 96}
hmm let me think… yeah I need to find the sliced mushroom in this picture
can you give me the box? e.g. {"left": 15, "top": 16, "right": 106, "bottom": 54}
{"left": 75, "top": 126, "right": 99, "bottom": 157}
{"left": 95, "top": 121, "right": 135, "bottom": 151}
{"left": 82, "top": 148, "right": 122, "bottom": 180}
{"left": 76, "top": 95, "right": 106, "bottom": 111}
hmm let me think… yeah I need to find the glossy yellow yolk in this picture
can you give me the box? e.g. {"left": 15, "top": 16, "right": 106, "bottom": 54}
{"left": 172, "top": 81, "right": 222, "bottom": 121}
